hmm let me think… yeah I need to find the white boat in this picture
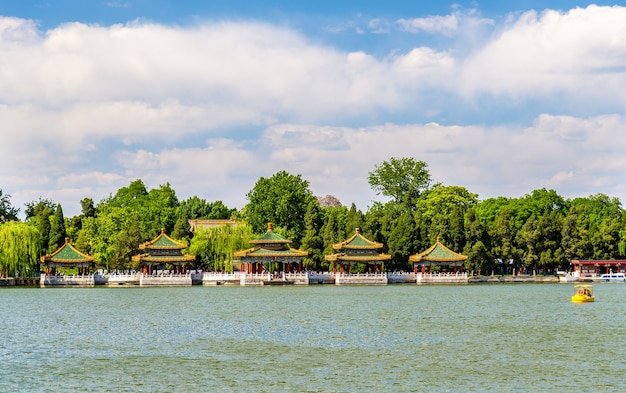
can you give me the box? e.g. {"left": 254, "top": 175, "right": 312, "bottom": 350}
{"left": 557, "top": 270, "right": 579, "bottom": 283}
{"left": 595, "top": 273, "right": 626, "bottom": 283}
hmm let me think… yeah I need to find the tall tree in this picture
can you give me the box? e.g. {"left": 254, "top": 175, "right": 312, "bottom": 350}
{"left": 301, "top": 200, "right": 324, "bottom": 271}
{"left": 48, "top": 204, "right": 67, "bottom": 253}
{"left": 368, "top": 157, "right": 431, "bottom": 208}
{"left": 0, "top": 189, "right": 19, "bottom": 222}
{"left": 0, "top": 222, "right": 42, "bottom": 277}
{"left": 244, "top": 171, "right": 315, "bottom": 245}
{"left": 26, "top": 199, "right": 55, "bottom": 255}
{"left": 188, "top": 224, "right": 255, "bottom": 272}
{"left": 24, "top": 198, "right": 56, "bottom": 221}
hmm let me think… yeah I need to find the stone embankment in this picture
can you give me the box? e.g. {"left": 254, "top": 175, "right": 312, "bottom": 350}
{"left": 469, "top": 274, "right": 559, "bottom": 283}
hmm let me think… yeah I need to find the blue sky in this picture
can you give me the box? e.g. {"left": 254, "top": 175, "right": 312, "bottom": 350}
{"left": 2, "top": 1, "right": 626, "bottom": 218}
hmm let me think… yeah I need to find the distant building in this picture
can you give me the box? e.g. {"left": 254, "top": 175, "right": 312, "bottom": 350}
{"left": 132, "top": 228, "right": 195, "bottom": 274}
{"left": 40, "top": 237, "right": 94, "bottom": 275}
{"left": 234, "top": 223, "right": 307, "bottom": 274}
{"left": 325, "top": 228, "right": 391, "bottom": 274}
{"left": 409, "top": 238, "right": 467, "bottom": 274}
{"left": 188, "top": 218, "right": 238, "bottom": 232}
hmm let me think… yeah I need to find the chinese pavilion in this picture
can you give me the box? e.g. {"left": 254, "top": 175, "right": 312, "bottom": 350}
{"left": 132, "top": 228, "right": 195, "bottom": 274}
{"left": 325, "top": 228, "right": 391, "bottom": 274}
{"left": 234, "top": 223, "right": 307, "bottom": 274}
{"left": 40, "top": 237, "right": 94, "bottom": 275}
{"left": 409, "top": 237, "right": 468, "bottom": 274}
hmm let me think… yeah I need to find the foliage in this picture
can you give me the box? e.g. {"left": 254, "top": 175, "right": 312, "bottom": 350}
{"left": 0, "top": 189, "right": 19, "bottom": 222}
{"left": 244, "top": 170, "right": 315, "bottom": 246}
{"left": 25, "top": 198, "right": 57, "bottom": 221}
{"left": 301, "top": 199, "right": 324, "bottom": 270}
{"left": 188, "top": 224, "right": 255, "bottom": 272}
{"left": 5, "top": 162, "right": 626, "bottom": 275}
{"left": 0, "top": 222, "right": 42, "bottom": 277}
{"left": 368, "top": 157, "right": 431, "bottom": 208}
{"left": 48, "top": 204, "right": 67, "bottom": 253}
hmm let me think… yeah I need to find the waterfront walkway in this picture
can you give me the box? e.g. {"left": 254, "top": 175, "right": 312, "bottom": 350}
{"left": 2, "top": 272, "right": 561, "bottom": 287}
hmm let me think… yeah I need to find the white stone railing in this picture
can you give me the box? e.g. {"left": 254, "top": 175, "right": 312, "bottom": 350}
{"left": 284, "top": 272, "right": 308, "bottom": 279}
{"left": 139, "top": 272, "right": 192, "bottom": 286}
{"left": 335, "top": 272, "right": 387, "bottom": 277}
{"left": 416, "top": 272, "right": 468, "bottom": 283}
{"left": 40, "top": 274, "right": 96, "bottom": 287}
{"left": 106, "top": 273, "right": 140, "bottom": 280}
{"left": 202, "top": 272, "right": 242, "bottom": 280}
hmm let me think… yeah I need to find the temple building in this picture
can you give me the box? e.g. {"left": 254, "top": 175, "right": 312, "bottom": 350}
{"left": 234, "top": 223, "right": 307, "bottom": 274}
{"left": 132, "top": 228, "right": 195, "bottom": 275}
{"left": 325, "top": 228, "right": 391, "bottom": 274}
{"left": 40, "top": 237, "right": 95, "bottom": 287}
{"left": 40, "top": 237, "right": 94, "bottom": 276}
{"left": 409, "top": 237, "right": 468, "bottom": 274}
{"left": 570, "top": 259, "right": 626, "bottom": 276}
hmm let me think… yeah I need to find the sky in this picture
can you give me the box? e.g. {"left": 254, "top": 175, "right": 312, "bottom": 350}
{"left": 2, "top": 1, "right": 626, "bottom": 218}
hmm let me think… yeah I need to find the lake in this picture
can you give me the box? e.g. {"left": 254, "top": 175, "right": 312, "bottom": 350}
{"left": 1, "top": 284, "right": 625, "bottom": 392}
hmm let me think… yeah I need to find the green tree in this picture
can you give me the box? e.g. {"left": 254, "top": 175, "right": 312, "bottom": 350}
{"left": 301, "top": 200, "right": 324, "bottom": 270}
{"left": 26, "top": 199, "right": 55, "bottom": 255}
{"left": 244, "top": 171, "right": 315, "bottom": 246}
{"left": 386, "top": 210, "right": 418, "bottom": 271}
{"left": 188, "top": 224, "right": 255, "bottom": 272}
{"left": 368, "top": 157, "right": 431, "bottom": 208}
{"left": 48, "top": 204, "right": 67, "bottom": 253}
{"left": 414, "top": 185, "right": 477, "bottom": 249}
{"left": 0, "top": 222, "right": 42, "bottom": 277}
{"left": 345, "top": 203, "right": 364, "bottom": 237}
{"left": 24, "top": 197, "right": 56, "bottom": 221}
{"left": 0, "top": 189, "right": 19, "bottom": 222}
{"left": 463, "top": 208, "right": 492, "bottom": 274}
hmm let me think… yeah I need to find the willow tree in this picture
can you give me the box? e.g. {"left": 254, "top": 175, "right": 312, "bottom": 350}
{"left": 0, "top": 222, "right": 42, "bottom": 278}
{"left": 188, "top": 224, "right": 255, "bottom": 272}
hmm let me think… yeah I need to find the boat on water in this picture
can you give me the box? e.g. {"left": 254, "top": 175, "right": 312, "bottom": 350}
{"left": 595, "top": 273, "right": 626, "bottom": 283}
{"left": 571, "top": 284, "right": 595, "bottom": 303}
{"left": 556, "top": 270, "right": 579, "bottom": 282}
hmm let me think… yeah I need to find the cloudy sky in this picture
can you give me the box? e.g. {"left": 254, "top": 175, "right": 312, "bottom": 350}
{"left": 2, "top": 1, "right": 626, "bottom": 218}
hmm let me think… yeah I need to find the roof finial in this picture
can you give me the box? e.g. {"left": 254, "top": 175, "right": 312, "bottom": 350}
{"left": 161, "top": 228, "right": 166, "bottom": 234}
{"left": 267, "top": 222, "right": 273, "bottom": 232}
{"left": 355, "top": 228, "right": 361, "bottom": 234}
{"left": 65, "top": 237, "right": 70, "bottom": 244}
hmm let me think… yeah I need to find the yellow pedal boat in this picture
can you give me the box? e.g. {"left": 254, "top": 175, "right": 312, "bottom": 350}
{"left": 571, "top": 284, "right": 595, "bottom": 303}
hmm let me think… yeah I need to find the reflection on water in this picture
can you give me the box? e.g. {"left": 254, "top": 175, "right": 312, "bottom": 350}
{"left": 1, "top": 284, "right": 625, "bottom": 392}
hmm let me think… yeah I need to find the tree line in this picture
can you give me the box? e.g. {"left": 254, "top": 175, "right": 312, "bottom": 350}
{"left": 1, "top": 157, "right": 626, "bottom": 278}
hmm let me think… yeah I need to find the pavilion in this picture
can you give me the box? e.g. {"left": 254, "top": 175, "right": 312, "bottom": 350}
{"left": 40, "top": 237, "right": 95, "bottom": 287}
{"left": 132, "top": 228, "right": 195, "bottom": 275}
{"left": 234, "top": 223, "right": 307, "bottom": 276}
{"left": 325, "top": 228, "right": 391, "bottom": 285}
{"left": 409, "top": 238, "right": 468, "bottom": 283}
{"left": 40, "top": 237, "right": 94, "bottom": 275}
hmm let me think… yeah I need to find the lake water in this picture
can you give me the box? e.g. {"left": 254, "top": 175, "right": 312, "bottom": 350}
{"left": 1, "top": 284, "right": 625, "bottom": 392}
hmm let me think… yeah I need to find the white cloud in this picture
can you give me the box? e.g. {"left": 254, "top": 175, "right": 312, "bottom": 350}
{"left": 2, "top": 6, "right": 626, "bottom": 217}
{"left": 460, "top": 5, "right": 626, "bottom": 104}
{"left": 397, "top": 14, "right": 460, "bottom": 36}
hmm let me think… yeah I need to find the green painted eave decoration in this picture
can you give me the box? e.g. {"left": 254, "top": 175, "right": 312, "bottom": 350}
{"left": 249, "top": 223, "right": 292, "bottom": 245}
{"left": 333, "top": 229, "right": 382, "bottom": 250}
{"left": 140, "top": 228, "right": 187, "bottom": 250}
{"left": 132, "top": 254, "right": 195, "bottom": 263}
{"left": 325, "top": 253, "right": 391, "bottom": 262}
{"left": 236, "top": 247, "right": 307, "bottom": 258}
{"left": 41, "top": 238, "right": 94, "bottom": 264}
{"left": 409, "top": 238, "right": 468, "bottom": 263}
